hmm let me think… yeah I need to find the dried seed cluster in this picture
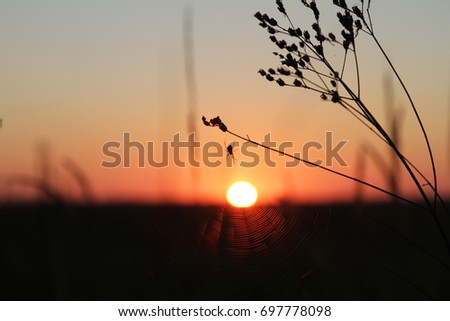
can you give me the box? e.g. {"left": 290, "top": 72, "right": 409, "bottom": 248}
{"left": 255, "top": 0, "right": 368, "bottom": 103}
{"left": 202, "top": 116, "right": 228, "bottom": 132}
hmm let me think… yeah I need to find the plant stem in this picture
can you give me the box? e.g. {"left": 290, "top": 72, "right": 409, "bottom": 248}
{"left": 370, "top": 33, "right": 438, "bottom": 211}
{"left": 225, "top": 128, "right": 425, "bottom": 210}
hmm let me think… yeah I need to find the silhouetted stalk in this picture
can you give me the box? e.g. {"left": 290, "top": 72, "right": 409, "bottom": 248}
{"left": 306, "top": 46, "right": 433, "bottom": 213}
{"left": 202, "top": 116, "right": 425, "bottom": 210}
{"left": 183, "top": 6, "right": 200, "bottom": 200}
{"left": 368, "top": 29, "right": 438, "bottom": 212}
{"left": 228, "top": 128, "right": 423, "bottom": 208}
{"left": 364, "top": 1, "right": 439, "bottom": 217}
{"left": 339, "top": 80, "right": 432, "bottom": 211}
{"left": 363, "top": 4, "right": 445, "bottom": 251}
{"left": 62, "top": 158, "right": 93, "bottom": 204}
{"left": 246, "top": 0, "right": 450, "bottom": 253}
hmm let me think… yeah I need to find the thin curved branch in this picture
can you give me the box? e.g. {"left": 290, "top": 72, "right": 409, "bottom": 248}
{"left": 223, "top": 127, "right": 425, "bottom": 210}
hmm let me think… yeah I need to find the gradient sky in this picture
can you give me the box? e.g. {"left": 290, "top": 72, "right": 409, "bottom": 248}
{"left": 1, "top": 0, "right": 449, "bottom": 204}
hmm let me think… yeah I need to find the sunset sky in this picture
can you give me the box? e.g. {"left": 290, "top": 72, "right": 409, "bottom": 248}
{"left": 1, "top": 0, "right": 450, "bottom": 204}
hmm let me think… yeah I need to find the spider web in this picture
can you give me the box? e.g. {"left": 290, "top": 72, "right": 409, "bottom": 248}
{"left": 135, "top": 203, "right": 331, "bottom": 298}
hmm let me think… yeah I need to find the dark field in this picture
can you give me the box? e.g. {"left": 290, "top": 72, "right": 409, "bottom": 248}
{"left": 1, "top": 203, "right": 450, "bottom": 300}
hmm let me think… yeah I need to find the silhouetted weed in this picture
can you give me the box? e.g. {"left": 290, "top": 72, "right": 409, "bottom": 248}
{"left": 204, "top": 0, "right": 450, "bottom": 254}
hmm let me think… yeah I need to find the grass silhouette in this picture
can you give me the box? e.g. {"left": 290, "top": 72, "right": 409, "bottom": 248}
{"left": 4, "top": 143, "right": 93, "bottom": 205}
{"left": 203, "top": 0, "right": 450, "bottom": 253}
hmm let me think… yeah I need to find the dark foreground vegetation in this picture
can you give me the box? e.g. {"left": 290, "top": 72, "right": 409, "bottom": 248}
{"left": 1, "top": 203, "right": 449, "bottom": 300}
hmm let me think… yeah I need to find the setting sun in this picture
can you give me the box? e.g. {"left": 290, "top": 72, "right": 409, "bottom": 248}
{"left": 226, "top": 181, "right": 258, "bottom": 208}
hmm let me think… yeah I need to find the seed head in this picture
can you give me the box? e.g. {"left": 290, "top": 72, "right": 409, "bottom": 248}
{"left": 331, "top": 91, "right": 340, "bottom": 103}
{"left": 276, "top": 78, "right": 286, "bottom": 86}
{"left": 310, "top": 1, "right": 320, "bottom": 19}
{"left": 276, "top": 0, "right": 286, "bottom": 14}
{"left": 352, "top": 6, "right": 362, "bottom": 18}
{"left": 268, "top": 17, "right": 278, "bottom": 26}
{"left": 304, "top": 30, "right": 310, "bottom": 40}
{"left": 201, "top": 116, "right": 211, "bottom": 127}
{"left": 312, "top": 22, "right": 321, "bottom": 33}
{"left": 277, "top": 67, "right": 290, "bottom": 76}
{"left": 314, "top": 44, "right": 324, "bottom": 56}
{"left": 328, "top": 32, "right": 336, "bottom": 42}
{"left": 276, "top": 39, "right": 287, "bottom": 49}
